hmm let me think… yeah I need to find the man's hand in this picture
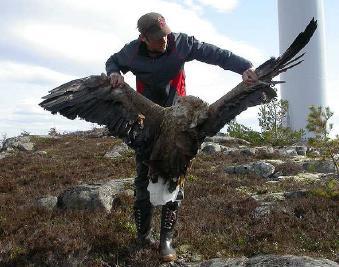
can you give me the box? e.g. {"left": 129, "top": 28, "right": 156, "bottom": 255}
{"left": 242, "top": 68, "right": 258, "bottom": 86}
{"left": 109, "top": 72, "right": 124, "bottom": 88}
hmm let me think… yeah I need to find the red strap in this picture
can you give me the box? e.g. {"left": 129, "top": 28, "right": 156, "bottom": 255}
{"left": 136, "top": 70, "right": 186, "bottom": 96}
{"left": 170, "top": 70, "right": 186, "bottom": 96}
{"left": 136, "top": 80, "right": 145, "bottom": 94}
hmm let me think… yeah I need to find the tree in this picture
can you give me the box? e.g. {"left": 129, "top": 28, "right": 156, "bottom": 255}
{"left": 258, "top": 98, "right": 305, "bottom": 146}
{"left": 258, "top": 98, "right": 288, "bottom": 133}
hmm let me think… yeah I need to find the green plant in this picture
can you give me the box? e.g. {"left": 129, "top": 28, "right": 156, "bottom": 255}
{"left": 20, "top": 130, "right": 30, "bottom": 136}
{"left": 227, "top": 120, "right": 263, "bottom": 145}
{"left": 310, "top": 179, "right": 339, "bottom": 200}
{"left": 258, "top": 98, "right": 305, "bottom": 146}
{"left": 261, "top": 127, "right": 305, "bottom": 146}
{"left": 48, "top": 127, "right": 60, "bottom": 136}
{"left": 306, "top": 106, "right": 339, "bottom": 177}
{"left": 227, "top": 98, "right": 305, "bottom": 147}
{"left": 258, "top": 98, "right": 288, "bottom": 133}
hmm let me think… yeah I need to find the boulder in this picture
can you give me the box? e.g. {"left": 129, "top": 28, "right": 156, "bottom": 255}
{"left": 252, "top": 161, "right": 275, "bottom": 178}
{"left": 57, "top": 178, "right": 133, "bottom": 213}
{"left": 277, "top": 147, "right": 298, "bottom": 157}
{"left": 200, "top": 142, "right": 224, "bottom": 154}
{"left": 1, "top": 135, "right": 34, "bottom": 152}
{"left": 225, "top": 161, "right": 275, "bottom": 178}
{"left": 302, "top": 160, "right": 336, "bottom": 173}
{"left": 104, "top": 143, "right": 131, "bottom": 158}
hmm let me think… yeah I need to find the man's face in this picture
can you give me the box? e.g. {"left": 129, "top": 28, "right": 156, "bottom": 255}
{"left": 142, "top": 35, "right": 168, "bottom": 54}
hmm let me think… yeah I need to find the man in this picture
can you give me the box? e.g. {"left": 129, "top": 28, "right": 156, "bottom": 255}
{"left": 105, "top": 12, "right": 258, "bottom": 262}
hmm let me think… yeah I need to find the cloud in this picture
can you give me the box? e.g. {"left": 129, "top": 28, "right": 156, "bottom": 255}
{"left": 0, "top": 61, "right": 75, "bottom": 85}
{"left": 196, "top": 0, "right": 238, "bottom": 13}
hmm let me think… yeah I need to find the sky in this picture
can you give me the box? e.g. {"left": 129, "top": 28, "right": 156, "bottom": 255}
{"left": 0, "top": 0, "right": 338, "bottom": 138}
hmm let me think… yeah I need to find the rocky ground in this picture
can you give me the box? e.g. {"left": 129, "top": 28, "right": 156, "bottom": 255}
{"left": 0, "top": 130, "right": 338, "bottom": 266}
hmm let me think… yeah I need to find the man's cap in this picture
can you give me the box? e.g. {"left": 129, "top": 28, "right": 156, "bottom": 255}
{"left": 137, "top": 12, "right": 171, "bottom": 40}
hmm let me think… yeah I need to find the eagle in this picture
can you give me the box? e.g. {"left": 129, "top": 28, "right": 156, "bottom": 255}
{"left": 40, "top": 19, "right": 317, "bottom": 189}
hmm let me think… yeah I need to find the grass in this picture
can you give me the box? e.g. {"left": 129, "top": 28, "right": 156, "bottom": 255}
{"left": 0, "top": 134, "right": 338, "bottom": 266}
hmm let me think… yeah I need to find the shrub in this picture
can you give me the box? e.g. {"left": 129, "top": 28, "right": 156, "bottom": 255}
{"left": 227, "top": 120, "right": 264, "bottom": 145}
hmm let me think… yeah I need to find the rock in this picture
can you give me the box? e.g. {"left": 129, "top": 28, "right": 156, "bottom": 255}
{"left": 36, "top": 196, "right": 58, "bottom": 210}
{"left": 234, "top": 163, "right": 254, "bottom": 174}
{"left": 277, "top": 147, "right": 298, "bottom": 157}
{"left": 223, "top": 146, "right": 276, "bottom": 157}
{"left": 222, "top": 147, "right": 239, "bottom": 155}
{"left": 284, "top": 190, "right": 308, "bottom": 199}
{"left": 264, "top": 159, "right": 286, "bottom": 165}
{"left": 0, "top": 152, "right": 10, "bottom": 160}
{"left": 245, "top": 254, "right": 338, "bottom": 267}
{"left": 277, "top": 173, "right": 322, "bottom": 183}
{"left": 205, "top": 135, "right": 251, "bottom": 146}
{"left": 252, "top": 161, "right": 275, "bottom": 178}
{"left": 57, "top": 178, "right": 133, "bottom": 213}
{"left": 302, "top": 160, "right": 336, "bottom": 173}
{"left": 256, "top": 146, "right": 275, "bottom": 155}
{"left": 104, "top": 143, "right": 131, "bottom": 158}
{"left": 271, "top": 171, "right": 284, "bottom": 179}
{"left": 225, "top": 161, "right": 275, "bottom": 178}
{"left": 105, "top": 151, "right": 122, "bottom": 158}
{"left": 224, "top": 165, "right": 236, "bottom": 174}
{"left": 238, "top": 147, "right": 257, "bottom": 156}
{"left": 290, "top": 157, "right": 336, "bottom": 173}
{"left": 295, "top": 145, "right": 307, "bottom": 156}
{"left": 1, "top": 135, "right": 34, "bottom": 152}
{"left": 200, "top": 142, "right": 223, "bottom": 154}
{"left": 189, "top": 257, "right": 248, "bottom": 267}
{"left": 188, "top": 255, "right": 339, "bottom": 267}
{"left": 251, "top": 192, "right": 285, "bottom": 203}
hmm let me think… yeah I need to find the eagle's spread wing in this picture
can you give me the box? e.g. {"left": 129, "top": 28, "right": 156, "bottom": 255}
{"left": 201, "top": 18, "right": 317, "bottom": 137}
{"left": 39, "top": 74, "right": 164, "bottom": 139}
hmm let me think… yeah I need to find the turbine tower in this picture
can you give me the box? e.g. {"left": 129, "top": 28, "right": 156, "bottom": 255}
{"left": 278, "top": 0, "right": 326, "bottom": 134}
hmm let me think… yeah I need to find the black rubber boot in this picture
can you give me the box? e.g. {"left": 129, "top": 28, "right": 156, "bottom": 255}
{"left": 134, "top": 204, "right": 157, "bottom": 249}
{"left": 160, "top": 201, "right": 178, "bottom": 262}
